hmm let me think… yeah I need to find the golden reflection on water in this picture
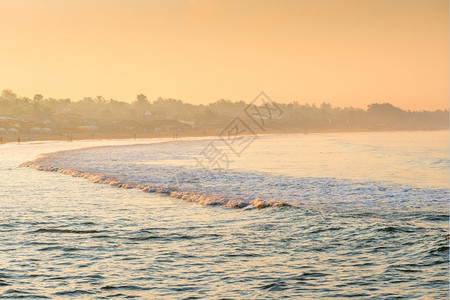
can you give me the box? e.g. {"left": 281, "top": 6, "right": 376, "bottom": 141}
{"left": 0, "top": 133, "right": 448, "bottom": 298}
{"left": 235, "top": 131, "right": 449, "bottom": 188}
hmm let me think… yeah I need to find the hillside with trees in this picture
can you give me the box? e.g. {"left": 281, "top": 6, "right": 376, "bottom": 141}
{"left": 0, "top": 89, "right": 447, "bottom": 142}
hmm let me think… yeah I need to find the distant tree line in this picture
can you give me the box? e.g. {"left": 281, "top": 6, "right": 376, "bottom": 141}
{"left": 0, "top": 89, "right": 447, "bottom": 135}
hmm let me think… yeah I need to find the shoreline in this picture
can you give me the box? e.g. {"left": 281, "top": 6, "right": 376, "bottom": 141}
{"left": 17, "top": 130, "right": 449, "bottom": 209}
{"left": 20, "top": 159, "right": 291, "bottom": 209}
{"left": 0, "top": 128, "right": 448, "bottom": 145}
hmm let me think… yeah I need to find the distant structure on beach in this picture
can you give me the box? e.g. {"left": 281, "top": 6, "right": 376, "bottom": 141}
{"left": 0, "top": 89, "right": 448, "bottom": 139}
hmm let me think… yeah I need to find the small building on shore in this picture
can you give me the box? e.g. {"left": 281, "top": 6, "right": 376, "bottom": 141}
{"left": 30, "top": 127, "right": 41, "bottom": 134}
{"left": 7, "top": 128, "right": 18, "bottom": 134}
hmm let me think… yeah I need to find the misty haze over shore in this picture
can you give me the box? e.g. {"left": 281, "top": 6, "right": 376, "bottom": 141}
{"left": 0, "top": 89, "right": 448, "bottom": 141}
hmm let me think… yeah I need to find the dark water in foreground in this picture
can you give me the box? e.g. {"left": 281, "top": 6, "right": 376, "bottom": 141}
{"left": 1, "top": 133, "right": 448, "bottom": 299}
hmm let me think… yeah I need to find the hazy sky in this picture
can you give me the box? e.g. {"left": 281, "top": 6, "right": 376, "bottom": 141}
{"left": 0, "top": 0, "right": 448, "bottom": 110}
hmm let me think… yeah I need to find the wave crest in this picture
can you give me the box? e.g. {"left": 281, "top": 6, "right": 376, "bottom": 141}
{"left": 20, "top": 159, "right": 291, "bottom": 209}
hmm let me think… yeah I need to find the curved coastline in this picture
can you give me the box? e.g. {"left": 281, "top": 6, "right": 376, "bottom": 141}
{"left": 18, "top": 133, "right": 449, "bottom": 212}
{"left": 20, "top": 152, "right": 291, "bottom": 209}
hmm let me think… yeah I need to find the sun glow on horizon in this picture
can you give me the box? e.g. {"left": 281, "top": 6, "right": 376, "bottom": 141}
{"left": 0, "top": 0, "right": 447, "bottom": 110}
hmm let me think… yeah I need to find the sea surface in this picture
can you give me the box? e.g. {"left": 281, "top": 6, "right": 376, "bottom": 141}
{"left": 1, "top": 131, "right": 449, "bottom": 299}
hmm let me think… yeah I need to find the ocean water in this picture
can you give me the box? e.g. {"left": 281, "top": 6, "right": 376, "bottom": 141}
{"left": 1, "top": 131, "right": 449, "bottom": 298}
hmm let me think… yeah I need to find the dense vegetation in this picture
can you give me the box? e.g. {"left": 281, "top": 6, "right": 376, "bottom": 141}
{"left": 0, "top": 89, "right": 447, "bottom": 136}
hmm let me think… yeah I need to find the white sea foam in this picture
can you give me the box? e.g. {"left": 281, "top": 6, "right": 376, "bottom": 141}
{"left": 20, "top": 160, "right": 289, "bottom": 208}
{"left": 20, "top": 136, "right": 449, "bottom": 212}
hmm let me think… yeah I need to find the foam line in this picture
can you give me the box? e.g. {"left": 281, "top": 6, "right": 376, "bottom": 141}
{"left": 20, "top": 158, "right": 291, "bottom": 209}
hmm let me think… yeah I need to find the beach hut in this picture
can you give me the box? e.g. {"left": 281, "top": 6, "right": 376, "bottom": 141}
{"left": 85, "top": 125, "right": 98, "bottom": 131}
{"left": 30, "top": 127, "right": 41, "bottom": 134}
{"left": 77, "top": 125, "right": 98, "bottom": 132}
{"left": 7, "top": 128, "right": 18, "bottom": 134}
{"left": 41, "top": 128, "right": 52, "bottom": 134}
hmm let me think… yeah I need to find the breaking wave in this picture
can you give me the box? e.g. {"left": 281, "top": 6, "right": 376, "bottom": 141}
{"left": 20, "top": 156, "right": 289, "bottom": 209}
{"left": 20, "top": 139, "right": 448, "bottom": 213}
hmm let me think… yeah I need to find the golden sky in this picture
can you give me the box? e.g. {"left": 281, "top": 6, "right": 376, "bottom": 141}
{"left": 0, "top": 0, "right": 448, "bottom": 110}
